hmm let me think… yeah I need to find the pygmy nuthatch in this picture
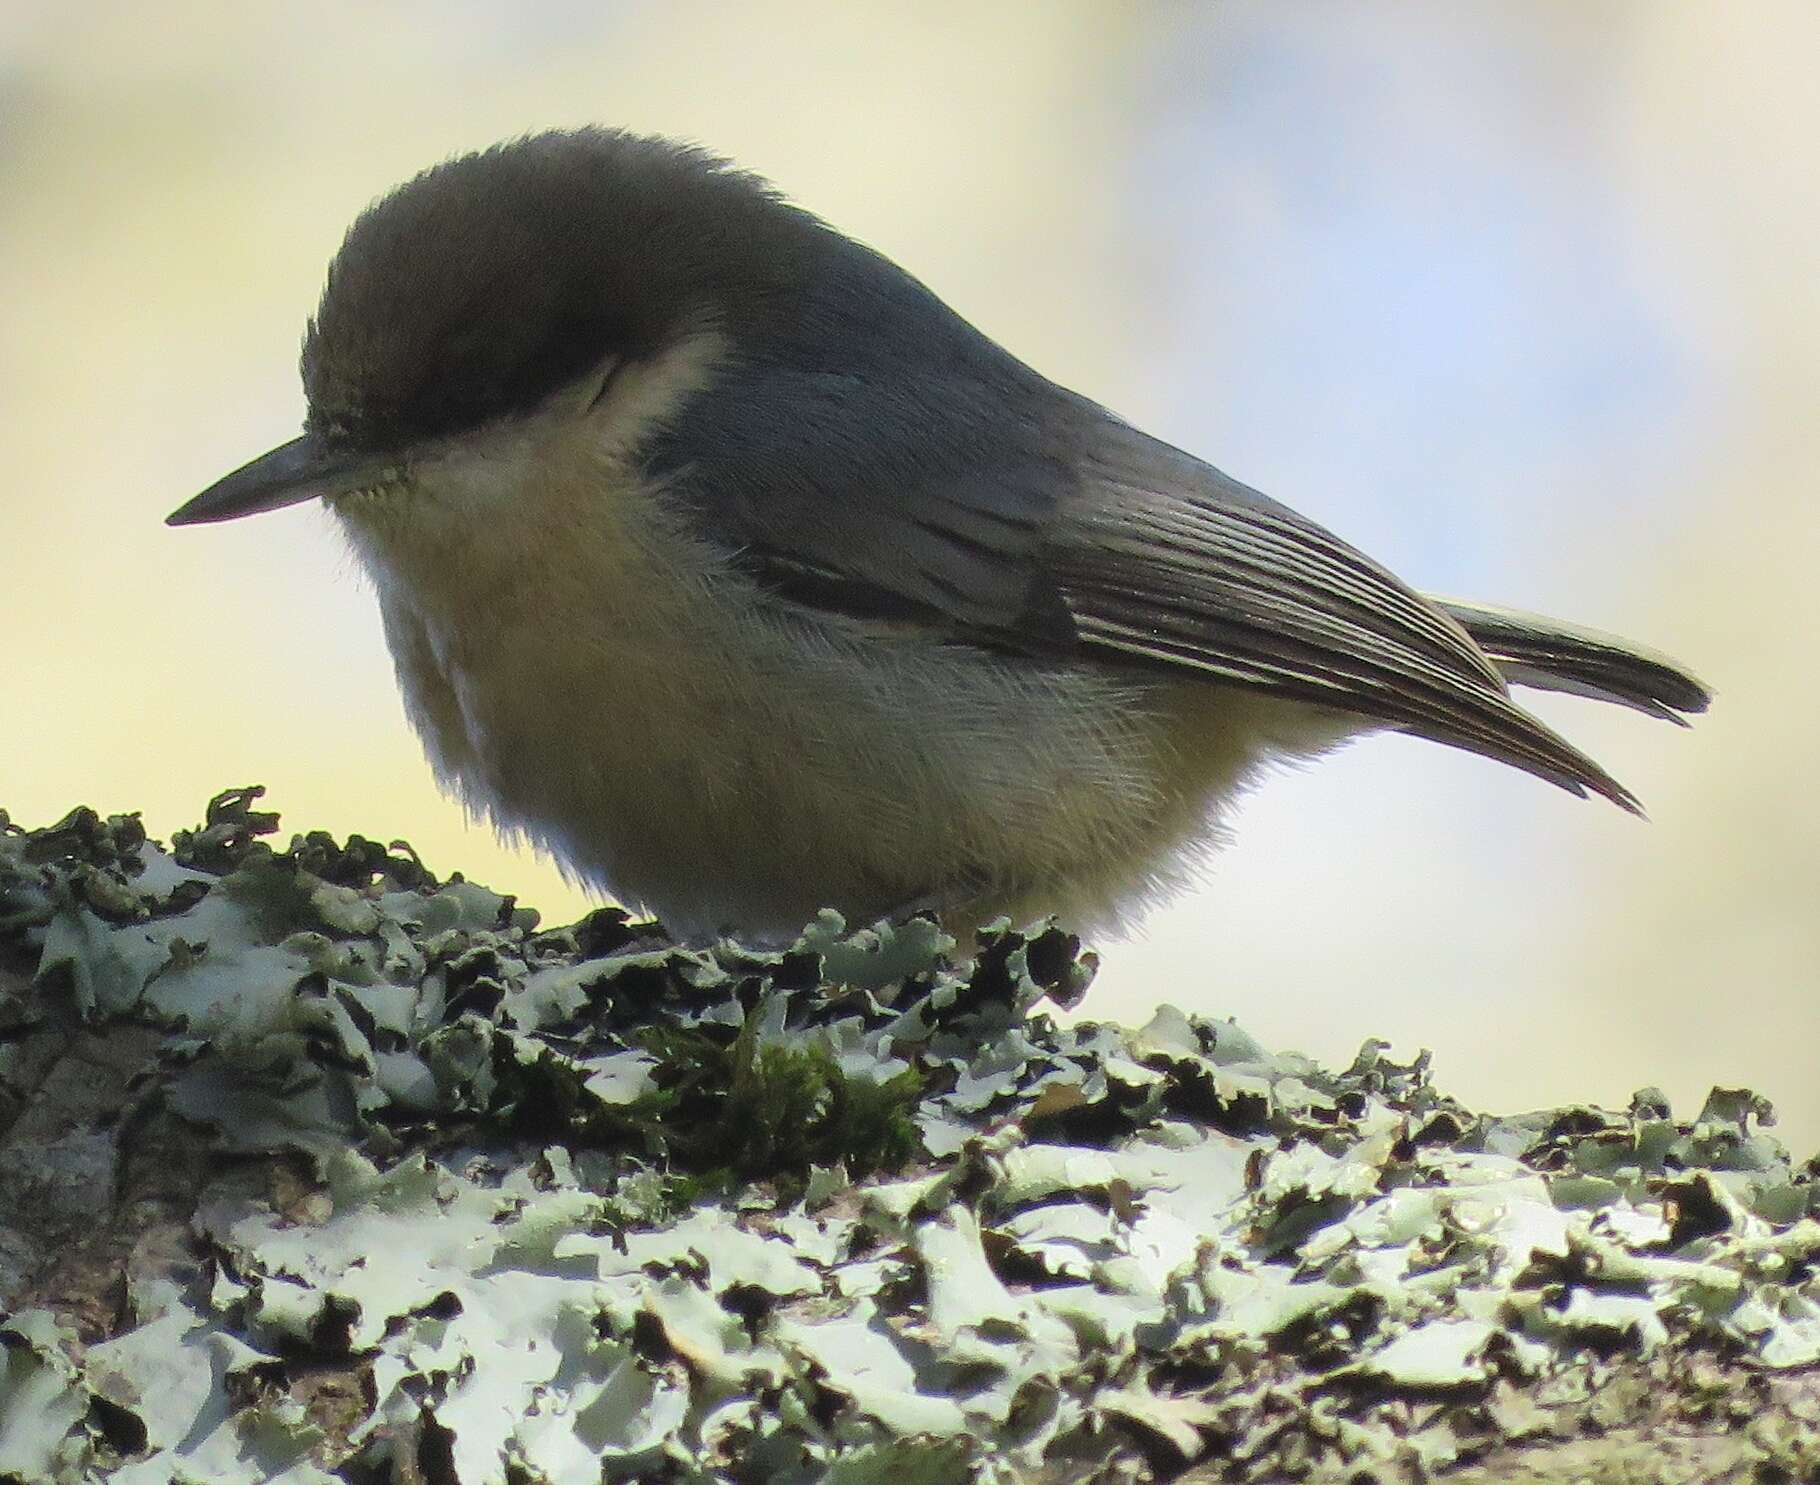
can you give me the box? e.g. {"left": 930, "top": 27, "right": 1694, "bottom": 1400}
{"left": 169, "top": 129, "right": 1710, "bottom": 938}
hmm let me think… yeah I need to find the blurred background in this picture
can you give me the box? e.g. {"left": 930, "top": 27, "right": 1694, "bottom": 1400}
{"left": 4, "top": 3, "right": 1815, "bottom": 1144}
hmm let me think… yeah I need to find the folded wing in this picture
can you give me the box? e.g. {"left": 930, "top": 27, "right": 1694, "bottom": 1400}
{"left": 1046, "top": 418, "right": 1651, "bottom": 810}
{"left": 677, "top": 354, "right": 1694, "bottom": 812}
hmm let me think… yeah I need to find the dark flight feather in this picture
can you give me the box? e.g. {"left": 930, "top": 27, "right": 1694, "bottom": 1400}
{"left": 1434, "top": 597, "right": 1712, "bottom": 724}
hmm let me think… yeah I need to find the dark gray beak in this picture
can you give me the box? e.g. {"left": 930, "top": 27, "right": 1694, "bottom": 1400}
{"left": 167, "top": 436, "right": 394, "bottom": 526}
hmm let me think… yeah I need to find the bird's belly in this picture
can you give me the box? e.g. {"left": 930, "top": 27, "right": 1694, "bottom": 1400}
{"left": 385, "top": 588, "right": 1343, "bottom": 938}
{"left": 331, "top": 383, "right": 1354, "bottom": 939}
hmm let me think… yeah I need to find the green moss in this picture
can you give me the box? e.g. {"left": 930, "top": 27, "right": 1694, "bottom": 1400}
{"left": 633, "top": 1011, "right": 923, "bottom": 1190}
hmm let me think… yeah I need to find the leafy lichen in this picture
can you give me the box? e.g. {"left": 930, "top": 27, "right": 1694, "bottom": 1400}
{"left": 2, "top": 789, "right": 1817, "bottom": 1484}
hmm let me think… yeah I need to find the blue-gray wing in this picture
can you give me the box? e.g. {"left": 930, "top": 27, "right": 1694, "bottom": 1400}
{"left": 657, "top": 361, "right": 1077, "bottom": 644}
{"left": 1046, "top": 415, "right": 1648, "bottom": 808}
{"left": 664, "top": 378, "right": 1651, "bottom": 808}
{"left": 636, "top": 232, "right": 1658, "bottom": 808}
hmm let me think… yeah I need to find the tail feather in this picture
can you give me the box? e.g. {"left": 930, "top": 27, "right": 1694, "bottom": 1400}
{"left": 1430, "top": 597, "right": 1712, "bottom": 725}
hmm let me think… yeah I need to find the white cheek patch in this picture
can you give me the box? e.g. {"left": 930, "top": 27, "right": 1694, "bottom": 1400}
{"left": 397, "top": 323, "right": 732, "bottom": 526}
{"left": 409, "top": 428, "right": 545, "bottom": 520}
{"left": 331, "top": 321, "right": 735, "bottom": 615}
{"left": 581, "top": 321, "right": 731, "bottom": 461}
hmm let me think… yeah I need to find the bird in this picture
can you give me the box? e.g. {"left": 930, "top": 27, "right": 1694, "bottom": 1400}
{"left": 168, "top": 128, "right": 1710, "bottom": 942}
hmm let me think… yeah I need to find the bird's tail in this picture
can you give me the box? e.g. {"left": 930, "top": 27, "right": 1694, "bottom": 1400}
{"left": 1430, "top": 596, "right": 1712, "bottom": 725}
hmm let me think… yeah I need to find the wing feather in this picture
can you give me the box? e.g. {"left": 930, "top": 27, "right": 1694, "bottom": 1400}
{"left": 1046, "top": 421, "right": 1645, "bottom": 810}
{"left": 654, "top": 334, "right": 1665, "bottom": 812}
{"left": 1433, "top": 596, "right": 1712, "bottom": 723}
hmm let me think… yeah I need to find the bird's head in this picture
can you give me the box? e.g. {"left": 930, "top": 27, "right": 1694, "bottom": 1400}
{"left": 167, "top": 129, "right": 809, "bottom": 530}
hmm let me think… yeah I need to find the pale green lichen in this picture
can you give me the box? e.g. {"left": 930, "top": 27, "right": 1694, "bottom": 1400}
{"left": 1, "top": 789, "right": 1817, "bottom": 1484}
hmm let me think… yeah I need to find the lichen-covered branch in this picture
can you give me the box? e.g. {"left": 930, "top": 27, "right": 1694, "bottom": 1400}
{"left": 2, "top": 790, "right": 1816, "bottom": 1484}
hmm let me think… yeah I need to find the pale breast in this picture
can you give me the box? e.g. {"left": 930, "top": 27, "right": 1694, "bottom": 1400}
{"left": 329, "top": 333, "right": 1358, "bottom": 938}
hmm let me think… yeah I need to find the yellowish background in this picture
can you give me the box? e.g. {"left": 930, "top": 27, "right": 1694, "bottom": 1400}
{"left": 4, "top": 4, "right": 1816, "bottom": 1143}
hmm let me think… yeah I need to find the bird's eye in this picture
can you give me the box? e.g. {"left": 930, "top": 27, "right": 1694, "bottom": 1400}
{"left": 586, "top": 357, "right": 625, "bottom": 413}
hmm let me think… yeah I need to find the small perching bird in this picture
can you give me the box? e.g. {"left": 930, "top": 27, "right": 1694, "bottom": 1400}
{"left": 168, "top": 129, "right": 1710, "bottom": 939}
